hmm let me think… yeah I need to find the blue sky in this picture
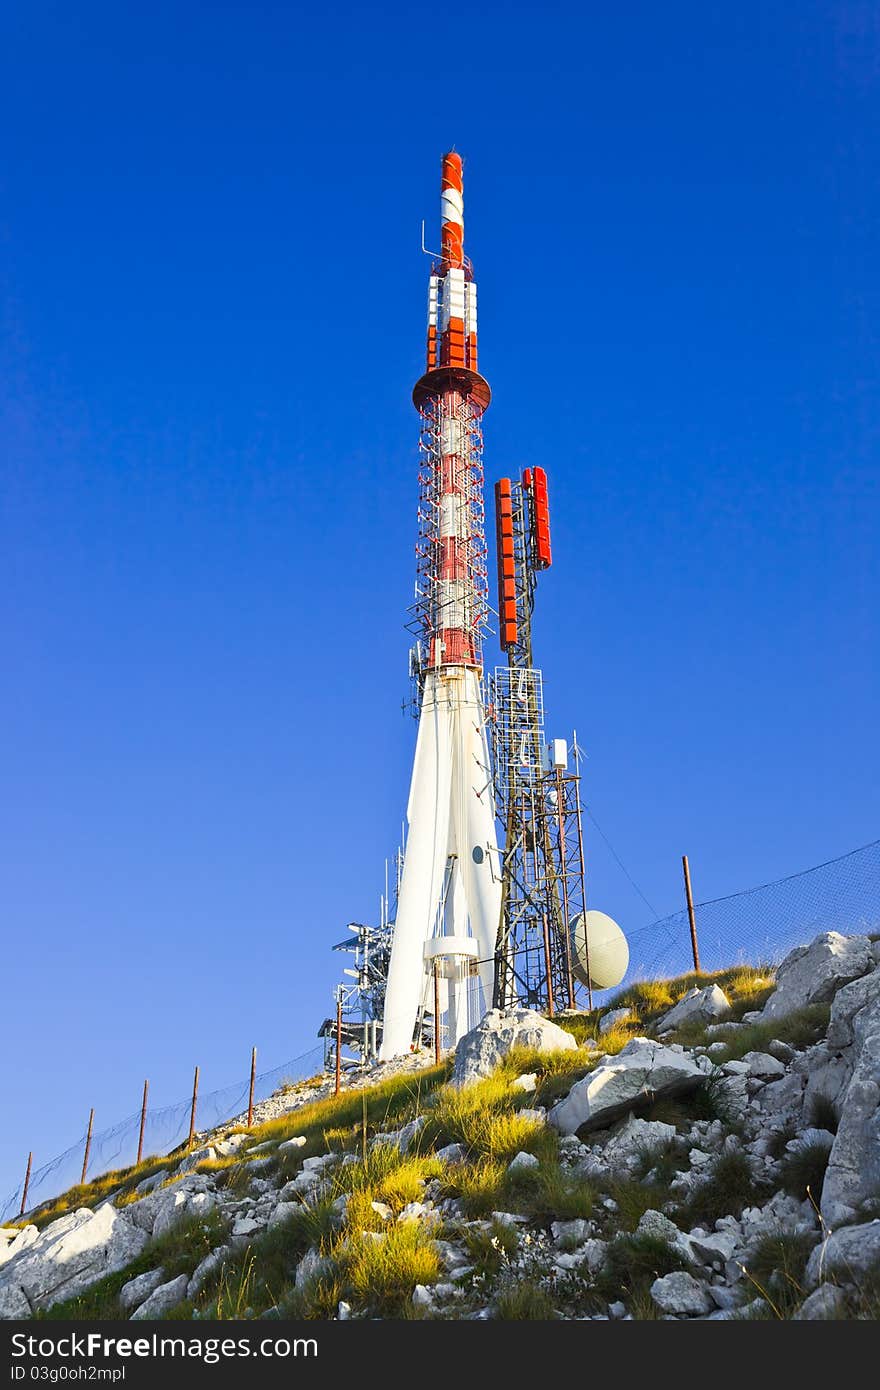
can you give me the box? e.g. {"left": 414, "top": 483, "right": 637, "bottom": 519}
{"left": 1, "top": 2, "right": 877, "bottom": 1198}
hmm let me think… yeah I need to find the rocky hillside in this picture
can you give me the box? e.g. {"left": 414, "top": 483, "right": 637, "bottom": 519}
{"left": 3, "top": 929, "right": 880, "bottom": 1322}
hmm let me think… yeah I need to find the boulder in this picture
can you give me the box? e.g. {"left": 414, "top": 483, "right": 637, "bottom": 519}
{"left": 187, "top": 1245, "right": 230, "bottom": 1299}
{"left": 295, "top": 1246, "right": 334, "bottom": 1293}
{"left": 599, "top": 1008, "right": 633, "bottom": 1035}
{"left": 267, "top": 1203, "right": 298, "bottom": 1232}
{"left": 134, "top": 1171, "right": 169, "bottom": 1195}
{"left": 453, "top": 1009, "right": 576, "bottom": 1086}
{"left": 656, "top": 985, "right": 731, "bottom": 1034}
{"left": 153, "top": 1190, "right": 214, "bottom": 1241}
{"left": 127, "top": 1175, "right": 214, "bottom": 1237}
{"left": 741, "top": 1051, "right": 786, "bottom": 1079}
{"left": 597, "top": 1115, "right": 677, "bottom": 1170}
{"left": 0, "top": 1225, "right": 39, "bottom": 1270}
{"left": 805, "top": 1219, "right": 880, "bottom": 1289}
{"left": 551, "top": 1218, "right": 593, "bottom": 1247}
{"left": 214, "top": 1133, "right": 252, "bottom": 1158}
{"left": 118, "top": 1268, "right": 165, "bottom": 1313}
{"left": 686, "top": 1229, "right": 737, "bottom": 1265}
{"left": 398, "top": 1116, "right": 427, "bottom": 1153}
{"left": 129, "top": 1273, "right": 189, "bottom": 1320}
{"left": 277, "top": 1136, "right": 308, "bottom": 1155}
{"left": 649, "top": 1271, "right": 713, "bottom": 1317}
{"left": 761, "top": 932, "right": 874, "bottom": 1022}
{"left": 506, "top": 1151, "right": 539, "bottom": 1176}
{"left": 436, "top": 1143, "right": 466, "bottom": 1164}
{"left": 231, "top": 1216, "right": 263, "bottom": 1238}
{"left": 635, "top": 1210, "right": 692, "bottom": 1260}
{"left": 548, "top": 1038, "right": 705, "bottom": 1136}
{"left": 826, "top": 966, "right": 880, "bottom": 1052}
{"left": 793, "top": 1284, "right": 848, "bottom": 1320}
{"left": 0, "top": 1205, "right": 148, "bottom": 1317}
{"left": 511, "top": 1073, "right": 538, "bottom": 1092}
{"left": 821, "top": 1031, "right": 880, "bottom": 1227}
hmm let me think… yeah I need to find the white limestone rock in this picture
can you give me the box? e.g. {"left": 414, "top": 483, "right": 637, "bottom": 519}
{"left": 822, "top": 1031, "right": 880, "bottom": 1227}
{"left": 597, "top": 1115, "right": 677, "bottom": 1170}
{"left": 511, "top": 1073, "right": 538, "bottom": 1093}
{"left": 761, "top": 932, "right": 875, "bottom": 1022}
{"left": 805, "top": 1219, "right": 880, "bottom": 1289}
{"left": 277, "top": 1136, "right": 308, "bottom": 1155}
{"left": 599, "top": 1008, "right": 633, "bottom": 1035}
{"left": 793, "top": 1284, "right": 848, "bottom": 1320}
{"left": 129, "top": 1273, "right": 189, "bottom": 1320}
{"left": 551, "top": 1218, "right": 593, "bottom": 1247}
{"left": 506, "top": 1151, "right": 539, "bottom": 1176}
{"left": 742, "top": 1051, "right": 786, "bottom": 1078}
{"left": 656, "top": 985, "right": 731, "bottom": 1034}
{"left": 453, "top": 1011, "right": 575, "bottom": 1084}
{"left": 0, "top": 1205, "right": 148, "bottom": 1318}
{"left": 548, "top": 1038, "right": 704, "bottom": 1136}
{"left": 187, "top": 1245, "right": 230, "bottom": 1299}
{"left": 435, "top": 1143, "right": 466, "bottom": 1164}
{"left": 650, "top": 1271, "right": 713, "bottom": 1317}
{"left": 127, "top": 1175, "right": 214, "bottom": 1236}
{"left": 453, "top": 1009, "right": 576, "bottom": 1086}
{"left": 118, "top": 1268, "right": 165, "bottom": 1313}
{"left": 0, "top": 1225, "right": 39, "bottom": 1271}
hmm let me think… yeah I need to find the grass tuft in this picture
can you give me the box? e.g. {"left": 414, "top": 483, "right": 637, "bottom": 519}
{"left": 678, "top": 1150, "right": 766, "bottom": 1227}
{"left": 740, "top": 1231, "right": 815, "bottom": 1318}
{"left": 779, "top": 1141, "right": 831, "bottom": 1204}
{"left": 495, "top": 1281, "right": 557, "bottom": 1319}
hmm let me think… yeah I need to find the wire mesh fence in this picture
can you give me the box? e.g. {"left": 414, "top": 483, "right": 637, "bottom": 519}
{"left": 616, "top": 837, "right": 880, "bottom": 993}
{"left": 3, "top": 838, "right": 878, "bottom": 1226}
{"left": 1, "top": 1043, "right": 326, "bottom": 1225}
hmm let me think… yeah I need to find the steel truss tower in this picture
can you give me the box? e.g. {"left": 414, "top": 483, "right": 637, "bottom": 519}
{"left": 490, "top": 472, "right": 592, "bottom": 1014}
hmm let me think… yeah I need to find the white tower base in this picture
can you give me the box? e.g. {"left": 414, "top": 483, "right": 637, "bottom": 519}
{"left": 379, "top": 667, "right": 501, "bottom": 1060}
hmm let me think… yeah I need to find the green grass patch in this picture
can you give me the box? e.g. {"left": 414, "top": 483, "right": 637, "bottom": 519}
{"left": 713, "top": 1005, "right": 830, "bottom": 1064}
{"left": 495, "top": 1281, "right": 557, "bottom": 1319}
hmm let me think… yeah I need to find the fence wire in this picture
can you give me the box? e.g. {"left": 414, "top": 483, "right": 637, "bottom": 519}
{"left": 1, "top": 1044, "right": 326, "bottom": 1225}
{"left": 617, "top": 837, "right": 880, "bottom": 991}
{"left": 3, "top": 839, "right": 878, "bottom": 1225}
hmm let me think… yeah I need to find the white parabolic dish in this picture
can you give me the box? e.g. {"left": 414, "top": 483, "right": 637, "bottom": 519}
{"left": 571, "top": 909, "right": 629, "bottom": 990}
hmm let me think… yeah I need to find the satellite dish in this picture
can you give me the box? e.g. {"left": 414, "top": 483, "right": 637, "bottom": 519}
{"left": 570, "top": 910, "right": 629, "bottom": 990}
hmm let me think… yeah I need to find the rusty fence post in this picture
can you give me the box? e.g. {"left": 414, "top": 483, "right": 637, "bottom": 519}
{"left": 187, "top": 1066, "right": 200, "bottom": 1149}
{"left": 433, "top": 961, "right": 441, "bottom": 1063}
{"left": 80, "top": 1109, "right": 94, "bottom": 1186}
{"left": 335, "top": 996, "right": 343, "bottom": 1097}
{"left": 247, "top": 1047, "right": 257, "bottom": 1127}
{"left": 682, "top": 854, "right": 701, "bottom": 972}
{"left": 19, "top": 1152, "right": 33, "bottom": 1217}
{"left": 136, "top": 1080, "right": 149, "bottom": 1165}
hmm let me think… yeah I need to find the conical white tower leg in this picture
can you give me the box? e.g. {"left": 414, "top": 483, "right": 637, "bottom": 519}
{"left": 380, "top": 673, "right": 453, "bottom": 1059}
{"left": 381, "top": 668, "right": 502, "bottom": 1060}
{"left": 456, "top": 667, "right": 503, "bottom": 1012}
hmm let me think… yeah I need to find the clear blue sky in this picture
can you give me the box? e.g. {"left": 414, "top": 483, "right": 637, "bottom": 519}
{"left": 1, "top": 2, "right": 877, "bottom": 1199}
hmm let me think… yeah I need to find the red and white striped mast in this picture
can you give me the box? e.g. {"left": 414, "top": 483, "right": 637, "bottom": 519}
{"left": 380, "top": 152, "right": 500, "bottom": 1059}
